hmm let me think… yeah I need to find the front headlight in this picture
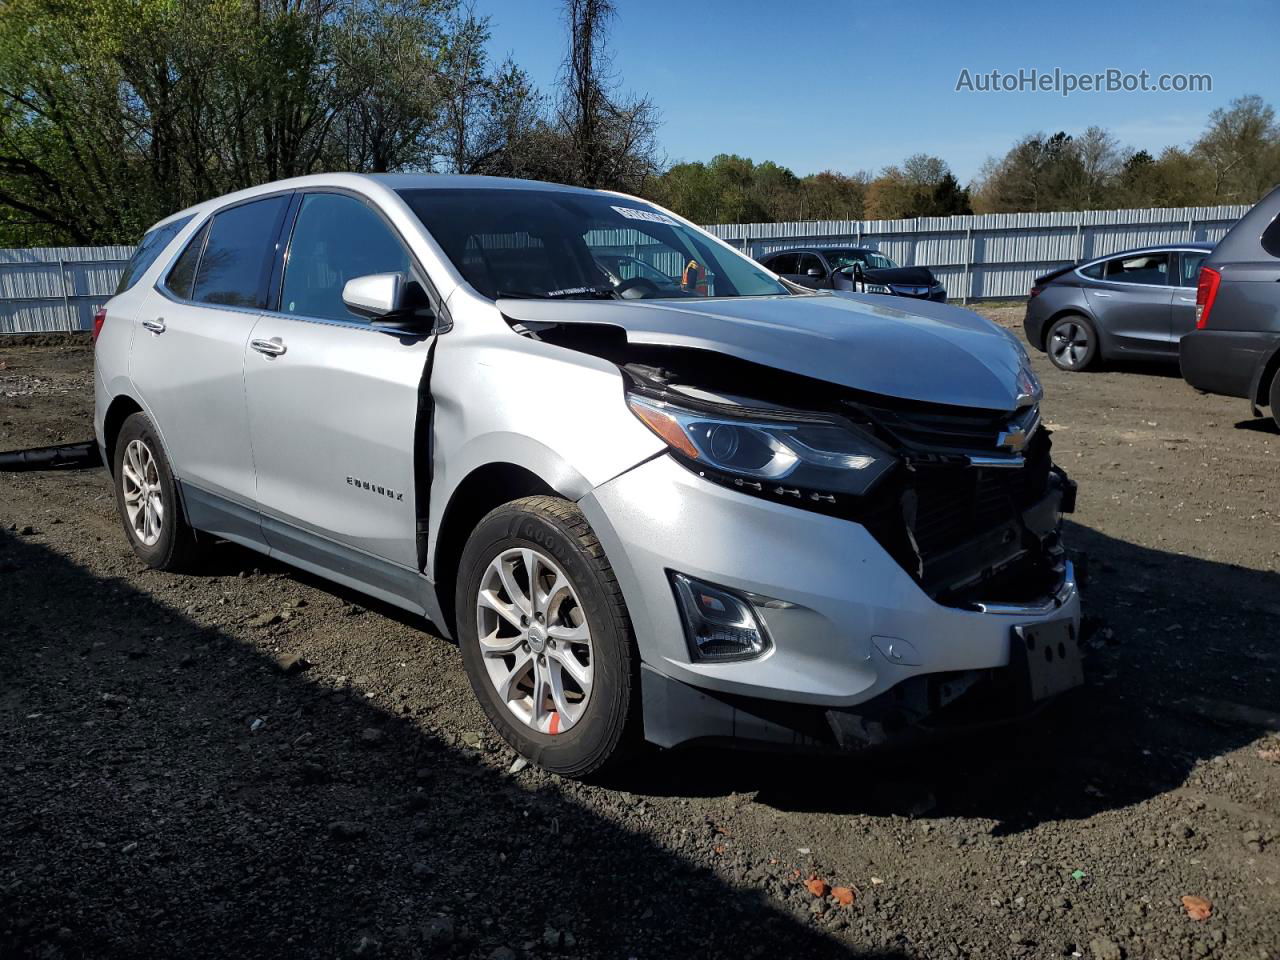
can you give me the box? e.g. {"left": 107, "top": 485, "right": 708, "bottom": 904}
{"left": 627, "top": 394, "right": 897, "bottom": 499}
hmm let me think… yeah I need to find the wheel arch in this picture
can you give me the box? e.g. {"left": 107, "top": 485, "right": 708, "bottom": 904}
{"left": 1250, "top": 343, "right": 1280, "bottom": 411}
{"left": 102, "top": 394, "right": 145, "bottom": 476}
{"left": 432, "top": 462, "right": 560, "bottom": 640}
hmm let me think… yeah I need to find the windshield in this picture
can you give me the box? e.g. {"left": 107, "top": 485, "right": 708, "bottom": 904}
{"left": 397, "top": 188, "right": 790, "bottom": 300}
{"left": 822, "top": 249, "right": 897, "bottom": 270}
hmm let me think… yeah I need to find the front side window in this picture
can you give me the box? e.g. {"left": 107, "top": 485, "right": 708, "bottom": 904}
{"left": 1103, "top": 253, "right": 1169, "bottom": 286}
{"left": 191, "top": 195, "right": 290, "bottom": 308}
{"left": 118, "top": 216, "right": 193, "bottom": 294}
{"left": 398, "top": 188, "right": 789, "bottom": 301}
{"left": 281, "top": 193, "right": 412, "bottom": 322}
{"left": 798, "top": 253, "right": 826, "bottom": 276}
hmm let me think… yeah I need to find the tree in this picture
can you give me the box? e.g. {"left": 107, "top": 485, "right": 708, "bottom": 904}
{"left": 1192, "top": 95, "right": 1280, "bottom": 203}
{"left": 865, "top": 154, "right": 969, "bottom": 218}
{"left": 555, "top": 0, "right": 659, "bottom": 193}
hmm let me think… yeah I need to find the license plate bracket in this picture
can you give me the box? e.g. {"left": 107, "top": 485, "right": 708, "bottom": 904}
{"left": 1012, "top": 619, "right": 1083, "bottom": 703}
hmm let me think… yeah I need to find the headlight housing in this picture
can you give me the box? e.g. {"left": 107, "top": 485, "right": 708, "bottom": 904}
{"left": 627, "top": 393, "right": 897, "bottom": 500}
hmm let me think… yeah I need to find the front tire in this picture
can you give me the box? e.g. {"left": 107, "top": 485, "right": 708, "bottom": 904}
{"left": 112, "top": 412, "right": 206, "bottom": 571}
{"left": 1046, "top": 314, "right": 1099, "bottom": 371}
{"left": 456, "top": 496, "right": 637, "bottom": 778}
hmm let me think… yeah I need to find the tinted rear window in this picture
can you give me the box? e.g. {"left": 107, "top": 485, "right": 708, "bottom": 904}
{"left": 192, "top": 196, "right": 289, "bottom": 308}
{"left": 165, "top": 222, "right": 209, "bottom": 300}
{"left": 115, "top": 216, "right": 193, "bottom": 293}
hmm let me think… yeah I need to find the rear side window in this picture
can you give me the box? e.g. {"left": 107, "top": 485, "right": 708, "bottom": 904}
{"left": 1079, "top": 262, "right": 1104, "bottom": 279}
{"left": 767, "top": 252, "right": 799, "bottom": 274}
{"left": 1262, "top": 215, "right": 1280, "bottom": 258}
{"left": 165, "top": 222, "right": 209, "bottom": 300}
{"left": 116, "top": 216, "right": 193, "bottom": 293}
{"left": 1179, "top": 251, "right": 1208, "bottom": 286}
{"left": 191, "top": 196, "right": 290, "bottom": 308}
{"left": 280, "top": 193, "right": 411, "bottom": 322}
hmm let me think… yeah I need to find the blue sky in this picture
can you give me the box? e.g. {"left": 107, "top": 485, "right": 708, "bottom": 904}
{"left": 482, "top": 0, "right": 1279, "bottom": 184}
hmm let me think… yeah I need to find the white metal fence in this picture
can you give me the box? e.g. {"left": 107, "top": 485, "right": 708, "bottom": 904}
{"left": 0, "top": 245, "right": 133, "bottom": 334}
{"left": 0, "top": 204, "right": 1250, "bottom": 333}
{"left": 705, "top": 204, "right": 1249, "bottom": 302}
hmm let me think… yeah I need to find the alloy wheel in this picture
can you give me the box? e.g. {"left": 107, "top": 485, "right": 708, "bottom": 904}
{"left": 475, "top": 547, "right": 593, "bottom": 735}
{"left": 1050, "top": 320, "right": 1091, "bottom": 368}
{"left": 120, "top": 438, "right": 164, "bottom": 547}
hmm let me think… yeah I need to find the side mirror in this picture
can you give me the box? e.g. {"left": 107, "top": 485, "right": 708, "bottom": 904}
{"left": 342, "top": 273, "right": 434, "bottom": 332}
{"left": 806, "top": 267, "right": 825, "bottom": 278}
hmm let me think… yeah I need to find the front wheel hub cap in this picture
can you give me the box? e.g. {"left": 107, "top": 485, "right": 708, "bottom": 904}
{"left": 475, "top": 547, "right": 593, "bottom": 735}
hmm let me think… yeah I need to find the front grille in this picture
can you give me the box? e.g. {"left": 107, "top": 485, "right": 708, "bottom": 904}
{"left": 908, "top": 430, "right": 1052, "bottom": 555}
{"left": 851, "top": 399, "right": 1040, "bottom": 457}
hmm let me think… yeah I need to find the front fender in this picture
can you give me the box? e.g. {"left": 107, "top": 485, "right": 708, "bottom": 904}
{"left": 424, "top": 320, "right": 664, "bottom": 578}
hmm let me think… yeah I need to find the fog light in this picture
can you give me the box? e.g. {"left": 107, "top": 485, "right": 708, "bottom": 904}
{"left": 670, "top": 572, "right": 772, "bottom": 662}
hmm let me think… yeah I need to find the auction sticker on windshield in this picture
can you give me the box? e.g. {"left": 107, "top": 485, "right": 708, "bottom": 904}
{"left": 611, "top": 205, "right": 679, "bottom": 226}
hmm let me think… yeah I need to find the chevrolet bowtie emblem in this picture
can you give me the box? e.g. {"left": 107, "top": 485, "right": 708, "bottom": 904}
{"left": 997, "top": 426, "right": 1030, "bottom": 453}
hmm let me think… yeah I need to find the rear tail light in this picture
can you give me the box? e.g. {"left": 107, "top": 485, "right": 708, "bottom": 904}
{"left": 92, "top": 306, "right": 107, "bottom": 343}
{"left": 1195, "top": 267, "right": 1221, "bottom": 329}
{"left": 1029, "top": 284, "right": 1044, "bottom": 299}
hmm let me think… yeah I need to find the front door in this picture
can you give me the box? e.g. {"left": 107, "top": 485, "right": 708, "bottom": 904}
{"left": 129, "top": 193, "right": 291, "bottom": 542}
{"left": 242, "top": 192, "right": 435, "bottom": 606}
{"left": 1172, "top": 250, "right": 1209, "bottom": 347}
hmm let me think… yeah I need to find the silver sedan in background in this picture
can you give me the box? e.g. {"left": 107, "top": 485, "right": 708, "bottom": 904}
{"left": 1023, "top": 243, "right": 1212, "bottom": 371}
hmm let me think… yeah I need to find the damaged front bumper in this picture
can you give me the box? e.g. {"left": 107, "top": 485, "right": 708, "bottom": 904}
{"left": 578, "top": 453, "right": 1082, "bottom": 752}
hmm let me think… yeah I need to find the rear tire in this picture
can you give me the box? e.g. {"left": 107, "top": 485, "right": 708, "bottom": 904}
{"left": 112, "top": 412, "right": 206, "bottom": 572}
{"left": 1045, "top": 314, "right": 1099, "bottom": 372}
{"left": 456, "top": 496, "right": 637, "bottom": 778}
{"left": 1270, "top": 367, "right": 1280, "bottom": 431}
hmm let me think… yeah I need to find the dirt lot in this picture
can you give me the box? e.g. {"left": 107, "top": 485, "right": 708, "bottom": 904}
{"left": 2, "top": 309, "right": 1278, "bottom": 960}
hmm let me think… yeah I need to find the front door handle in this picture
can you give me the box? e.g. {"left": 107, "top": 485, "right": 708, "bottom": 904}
{"left": 250, "top": 337, "right": 287, "bottom": 357}
{"left": 141, "top": 317, "right": 166, "bottom": 334}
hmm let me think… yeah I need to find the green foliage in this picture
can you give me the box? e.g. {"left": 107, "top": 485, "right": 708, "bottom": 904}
{"left": 0, "top": 0, "right": 658, "bottom": 245}
{"left": 973, "top": 97, "right": 1280, "bottom": 214}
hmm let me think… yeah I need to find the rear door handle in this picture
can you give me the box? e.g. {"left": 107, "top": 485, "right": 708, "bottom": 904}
{"left": 250, "top": 337, "right": 287, "bottom": 357}
{"left": 141, "top": 317, "right": 166, "bottom": 334}
{"left": 1092, "top": 292, "right": 1112, "bottom": 298}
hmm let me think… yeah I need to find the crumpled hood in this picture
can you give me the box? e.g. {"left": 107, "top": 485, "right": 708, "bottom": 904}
{"left": 498, "top": 292, "right": 1038, "bottom": 411}
{"left": 860, "top": 265, "right": 938, "bottom": 287}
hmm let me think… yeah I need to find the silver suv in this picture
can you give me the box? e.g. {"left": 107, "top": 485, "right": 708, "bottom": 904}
{"left": 94, "top": 174, "right": 1082, "bottom": 776}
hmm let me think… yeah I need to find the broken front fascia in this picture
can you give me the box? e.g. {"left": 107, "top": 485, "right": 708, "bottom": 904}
{"left": 506, "top": 315, "right": 1074, "bottom": 609}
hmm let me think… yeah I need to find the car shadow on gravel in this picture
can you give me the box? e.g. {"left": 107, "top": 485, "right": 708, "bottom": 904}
{"left": 0, "top": 529, "right": 910, "bottom": 960}
{"left": 618, "top": 521, "right": 1280, "bottom": 836}
{"left": 1234, "top": 417, "right": 1279, "bottom": 434}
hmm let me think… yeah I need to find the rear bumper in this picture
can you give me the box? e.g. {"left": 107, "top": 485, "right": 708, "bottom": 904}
{"left": 1180, "top": 329, "right": 1279, "bottom": 401}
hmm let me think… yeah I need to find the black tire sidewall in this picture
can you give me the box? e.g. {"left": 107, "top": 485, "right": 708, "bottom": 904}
{"left": 1271, "top": 367, "right": 1280, "bottom": 430}
{"left": 113, "top": 413, "right": 183, "bottom": 568}
{"left": 456, "top": 503, "right": 632, "bottom": 775}
{"left": 1047, "top": 315, "right": 1098, "bottom": 371}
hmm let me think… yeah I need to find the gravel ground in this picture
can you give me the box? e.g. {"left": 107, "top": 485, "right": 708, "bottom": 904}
{"left": 1, "top": 310, "right": 1278, "bottom": 960}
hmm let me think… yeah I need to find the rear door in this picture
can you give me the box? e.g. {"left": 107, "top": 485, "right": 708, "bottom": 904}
{"left": 1083, "top": 252, "right": 1175, "bottom": 357}
{"left": 242, "top": 190, "right": 437, "bottom": 603}
{"left": 129, "top": 193, "right": 291, "bottom": 543}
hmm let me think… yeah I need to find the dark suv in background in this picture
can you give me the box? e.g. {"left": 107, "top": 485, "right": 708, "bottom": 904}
{"left": 1180, "top": 184, "right": 1280, "bottom": 427}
